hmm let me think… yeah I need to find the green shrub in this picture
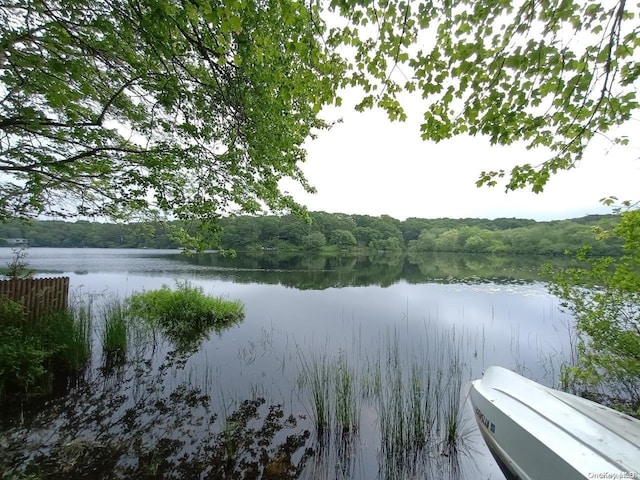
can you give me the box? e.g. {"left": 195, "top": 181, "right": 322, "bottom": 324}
{"left": 0, "top": 326, "right": 49, "bottom": 398}
{"left": 549, "top": 210, "right": 640, "bottom": 411}
{"left": 0, "top": 296, "right": 26, "bottom": 324}
{"left": 0, "top": 298, "right": 47, "bottom": 398}
{"left": 0, "top": 297, "right": 92, "bottom": 401}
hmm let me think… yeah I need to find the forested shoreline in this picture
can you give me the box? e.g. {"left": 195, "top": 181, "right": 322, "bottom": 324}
{"left": 0, "top": 212, "right": 622, "bottom": 256}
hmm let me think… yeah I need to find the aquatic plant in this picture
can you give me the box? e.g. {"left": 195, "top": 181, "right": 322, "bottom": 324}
{"left": 128, "top": 280, "right": 243, "bottom": 323}
{"left": 298, "top": 350, "right": 332, "bottom": 433}
{"left": 334, "top": 353, "right": 359, "bottom": 434}
{"left": 408, "top": 360, "right": 431, "bottom": 446}
{"left": 101, "top": 297, "right": 129, "bottom": 365}
{"left": 127, "top": 281, "right": 244, "bottom": 353}
{"left": 41, "top": 300, "right": 92, "bottom": 374}
{"left": 298, "top": 348, "right": 362, "bottom": 437}
{"left": 361, "top": 353, "right": 382, "bottom": 398}
{"left": 296, "top": 323, "right": 472, "bottom": 479}
{"left": 374, "top": 327, "right": 471, "bottom": 479}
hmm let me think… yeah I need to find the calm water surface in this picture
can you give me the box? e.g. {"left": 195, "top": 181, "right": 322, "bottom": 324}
{"left": 0, "top": 248, "right": 575, "bottom": 479}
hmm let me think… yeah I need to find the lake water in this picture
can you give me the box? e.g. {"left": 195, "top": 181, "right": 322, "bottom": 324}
{"left": 0, "top": 248, "right": 575, "bottom": 479}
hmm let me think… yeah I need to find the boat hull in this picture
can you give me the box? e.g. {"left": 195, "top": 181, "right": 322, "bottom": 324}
{"left": 469, "top": 366, "right": 640, "bottom": 480}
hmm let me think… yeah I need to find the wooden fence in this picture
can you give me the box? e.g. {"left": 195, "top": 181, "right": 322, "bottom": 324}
{"left": 0, "top": 277, "right": 69, "bottom": 321}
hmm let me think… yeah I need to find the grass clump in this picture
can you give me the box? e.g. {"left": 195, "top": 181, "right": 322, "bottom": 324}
{"left": 128, "top": 281, "right": 243, "bottom": 323}
{"left": 335, "top": 354, "right": 359, "bottom": 433}
{"left": 298, "top": 350, "right": 360, "bottom": 436}
{"left": 43, "top": 305, "right": 92, "bottom": 373}
{"left": 127, "top": 281, "right": 243, "bottom": 353}
{"left": 101, "top": 297, "right": 129, "bottom": 365}
{"left": 374, "top": 328, "right": 469, "bottom": 479}
{"left": 298, "top": 351, "right": 332, "bottom": 433}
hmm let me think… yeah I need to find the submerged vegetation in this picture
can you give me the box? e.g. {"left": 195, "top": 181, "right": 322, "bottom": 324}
{"left": 101, "top": 296, "right": 129, "bottom": 366}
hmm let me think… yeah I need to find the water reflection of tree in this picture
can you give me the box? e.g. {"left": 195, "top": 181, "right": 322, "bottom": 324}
{"left": 1, "top": 355, "right": 312, "bottom": 479}
{"left": 177, "top": 251, "right": 406, "bottom": 290}
{"left": 306, "top": 431, "right": 360, "bottom": 480}
{"left": 159, "top": 251, "right": 576, "bottom": 289}
{"left": 405, "top": 252, "right": 569, "bottom": 284}
{"left": 0, "top": 314, "right": 487, "bottom": 480}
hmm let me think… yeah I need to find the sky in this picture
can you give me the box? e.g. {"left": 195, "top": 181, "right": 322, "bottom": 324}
{"left": 282, "top": 94, "right": 640, "bottom": 222}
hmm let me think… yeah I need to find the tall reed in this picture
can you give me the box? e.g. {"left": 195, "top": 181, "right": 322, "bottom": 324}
{"left": 43, "top": 299, "right": 92, "bottom": 373}
{"left": 375, "top": 326, "right": 469, "bottom": 479}
{"left": 432, "top": 327, "right": 468, "bottom": 453}
{"left": 297, "top": 349, "right": 361, "bottom": 436}
{"left": 297, "top": 324, "right": 470, "bottom": 480}
{"left": 334, "top": 353, "right": 359, "bottom": 434}
{"left": 101, "top": 297, "right": 129, "bottom": 364}
{"left": 298, "top": 350, "right": 332, "bottom": 433}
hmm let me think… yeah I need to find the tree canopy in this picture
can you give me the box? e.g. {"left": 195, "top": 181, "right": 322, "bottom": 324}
{"left": 0, "top": 212, "right": 623, "bottom": 256}
{"left": 0, "top": 0, "right": 340, "bottom": 222}
{"left": 1, "top": 0, "right": 638, "bottom": 226}
{"left": 329, "top": 0, "right": 639, "bottom": 192}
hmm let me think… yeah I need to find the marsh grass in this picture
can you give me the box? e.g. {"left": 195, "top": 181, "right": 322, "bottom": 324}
{"left": 298, "top": 326, "right": 470, "bottom": 478}
{"left": 297, "top": 349, "right": 362, "bottom": 480}
{"left": 297, "top": 348, "right": 362, "bottom": 437}
{"left": 101, "top": 297, "right": 129, "bottom": 365}
{"left": 298, "top": 350, "right": 332, "bottom": 433}
{"left": 128, "top": 281, "right": 243, "bottom": 324}
{"left": 297, "top": 324, "right": 470, "bottom": 480}
{"left": 410, "top": 360, "right": 432, "bottom": 443}
{"left": 335, "top": 354, "right": 359, "bottom": 434}
{"left": 369, "top": 326, "right": 470, "bottom": 478}
{"left": 41, "top": 299, "right": 92, "bottom": 374}
{"left": 127, "top": 281, "right": 244, "bottom": 353}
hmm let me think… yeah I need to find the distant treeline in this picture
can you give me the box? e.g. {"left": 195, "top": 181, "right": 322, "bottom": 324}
{"left": 0, "top": 212, "right": 623, "bottom": 256}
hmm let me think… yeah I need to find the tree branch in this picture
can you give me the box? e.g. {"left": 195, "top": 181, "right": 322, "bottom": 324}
{"left": 0, "top": 146, "right": 145, "bottom": 172}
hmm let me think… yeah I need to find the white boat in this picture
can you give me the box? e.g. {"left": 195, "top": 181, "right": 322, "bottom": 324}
{"left": 469, "top": 366, "right": 640, "bottom": 480}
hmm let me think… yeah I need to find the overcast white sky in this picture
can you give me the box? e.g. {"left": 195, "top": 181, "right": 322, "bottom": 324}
{"left": 282, "top": 94, "right": 640, "bottom": 222}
